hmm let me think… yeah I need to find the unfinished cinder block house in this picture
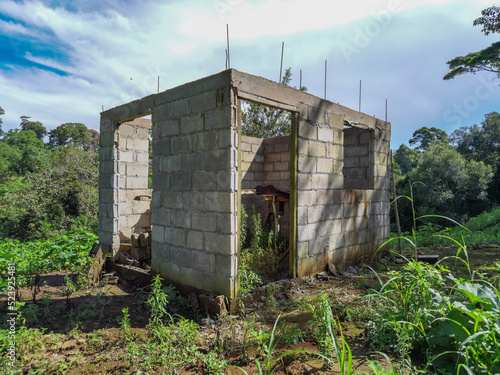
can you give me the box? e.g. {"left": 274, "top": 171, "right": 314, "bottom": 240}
{"left": 99, "top": 69, "right": 391, "bottom": 299}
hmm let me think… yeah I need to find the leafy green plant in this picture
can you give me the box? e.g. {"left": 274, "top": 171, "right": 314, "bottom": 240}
{"left": 203, "top": 351, "right": 229, "bottom": 375}
{"left": 119, "top": 307, "right": 133, "bottom": 342}
{"left": 146, "top": 275, "right": 169, "bottom": 327}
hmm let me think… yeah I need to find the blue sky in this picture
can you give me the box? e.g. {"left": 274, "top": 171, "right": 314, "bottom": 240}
{"left": 0, "top": 0, "right": 498, "bottom": 148}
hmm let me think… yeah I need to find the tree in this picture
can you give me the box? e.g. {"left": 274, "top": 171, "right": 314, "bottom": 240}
{"left": 444, "top": 6, "right": 500, "bottom": 80}
{"left": 0, "top": 106, "right": 4, "bottom": 137}
{"left": 452, "top": 112, "right": 500, "bottom": 203}
{"left": 2, "top": 129, "right": 49, "bottom": 174}
{"left": 49, "top": 123, "right": 93, "bottom": 149}
{"left": 408, "top": 144, "right": 492, "bottom": 224}
{"left": 409, "top": 126, "right": 448, "bottom": 151}
{"left": 0, "top": 148, "right": 98, "bottom": 239}
{"left": 241, "top": 68, "right": 306, "bottom": 138}
{"left": 20, "top": 116, "right": 47, "bottom": 140}
{"left": 393, "top": 144, "right": 418, "bottom": 175}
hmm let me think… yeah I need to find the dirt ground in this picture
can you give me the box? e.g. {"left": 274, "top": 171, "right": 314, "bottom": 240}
{"left": 0, "top": 261, "right": 403, "bottom": 374}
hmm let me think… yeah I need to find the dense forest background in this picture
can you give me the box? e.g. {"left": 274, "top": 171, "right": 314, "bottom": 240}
{"left": 0, "top": 114, "right": 99, "bottom": 240}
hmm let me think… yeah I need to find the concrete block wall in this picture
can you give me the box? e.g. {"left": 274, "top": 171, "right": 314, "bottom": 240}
{"left": 296, "top": 104, "right": 344, "bottom": 276}
{"left": 150, "top": 86, "right": 239, "bottom": 298}
{"left": 117, "top": 119, "right": 152, "bottom": 249}
{"left": 99, "top": 118, "right": 152, "bottom": 255}
{"left": 240, "top": 135, "right": 291, "bottom": 238}
{"left": 295, "top": 103, "right": 390, "bottom": 276}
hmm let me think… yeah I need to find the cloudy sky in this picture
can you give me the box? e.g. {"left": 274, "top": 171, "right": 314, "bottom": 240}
{"left": 0, "top": 0, "right": 498, "bottom": 148}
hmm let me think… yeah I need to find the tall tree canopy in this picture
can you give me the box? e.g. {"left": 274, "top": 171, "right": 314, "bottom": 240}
{"left": 49, "top": 122, "right": 93, "bottom": 149}
{"left": 444, "top": 6, "right": 500, "bottom": 80}
{"left": 409, "top": 126, "right": 448, "bottom": 151}
{"left": 20, "top": 116, "right": 47, "bottom": 140}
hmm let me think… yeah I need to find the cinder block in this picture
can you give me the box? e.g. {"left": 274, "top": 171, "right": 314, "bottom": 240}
{"left": 215, "top": 254, "right": 237, "bottom": 277}
{"left": 318, "top": 127, "right": 334, "bottom": 143}
{"left": 127, "top": 164, "right": 148, "bottom": 177}
{"left": 205, "top": 149, "right": 231, "bottom": 170}
{"left": 170, "top": 247, "right": 191, "bottom": 267}
{"left": 297, "top": 223, "right": 318, "bottom": 242}
{"left": 136, "top": 151, "right": 149, "bottom": 165}
{"left": 171, "top": 135, "right": 192, "bottom": 155}
{"left": 192, "top": 212, "right": 217, "bottom": 232}
{"left": 298, "top": 120, "right": 316, "bottom": 140}
{"left": 183, "top": 153, "right": 205, "bottom": 171}
{"left": 218, "top": 128, "right": 233, "bottom": 149}
{"left": 152, "top": 207, "right": 171, "bottom": 226}
{"left": 266, "top": 172, "right": 281, "bottom": 181}
{"left": 158, "top": 119, "right": 180, "bottom": 137}
{"left": 217, "top": 213, "right": 236, "bottom": 234}
{"left": 127, "top": 176, "right": 148, "bottom": 190}
{"left": 119, "top": 150, "right": 134, "bottom": 163}
{"left": 266, "top": 153, "right": 281, "bottom": 163}
{"left": 298, "top": 156, "right": 317, "bottom": 174}
{"left": 164, "top": 99, "right": 191, "bottom": 119}
{"left": 162, "top": 191, "right": 183, "bottom": 209}
{"left": 161, "top": 155, "right": 182, "bottom": 172}
{"left": 307, "top": 205, "right": 325, "bottom": 224}
{"left": 205, "top": 107, "right": 231, "bottom": 130}
{"left": 152, "top": 174, "right": 170, "bottom": 190}
{"left": 317, "top": 158, "right": 335, "bottom": 173}
{"left": 192, "top": 171, "right": 217, "bottom": 191}
{"left": 119, "top": 124, "right": 135, "bottom": 137}
{"left": 204, "top": 232, "right": 234, "bottom": 255}
{"left": 170, "top": 172, "right": 192, "bottom": 190}
{"left": 205, "top": 192, "right": 232, "bottom": 213}
{"left": 171, "top": 209, "right": 192, "bottom": 228}
{"left": 182, "top": 191, "right": 205, "bottom": 209}
{"left": 297, "top": 207, "right": 308, "bottom": 226}
{"left": 191, "top": 250, "right": 214, "bottom": 273}
{"left": 151, "top": 226, "right": 165, "bottom": 244}
{"left": 297, "top": 190, "right": 317, "bottom": 206}
{"left": 191, "top": 90, "right": 216, "bottom": 113}
{"left": 308, "top": 106, "right": 327, "bottom": 124}
{"left": 181, "top": 114, "right": 204, "bottom": 134}
{"left": 165, "top": 227, "right": 186, "bottom": 247}
{"left": 157, "top": 260, "right": 181, "bottom": 283}
{"left": 187, "top": 231, "right": 204, "bottom": 250}
{"left": 308, "top": 236, "right": 328, "bottom": 256}
{"left": 154, "top": 138, "right": 171, "bottom": 156}
{"left": 274, "top": 162, "right": 289, "bottom": 171}
{"left": 308, "top": 141, "right": 326, "bottom": 157}
{"left": 217, "top": 170, "right": 235, "bottom": 191}
{"left": 297, "top": 241, "right": 308, "bottom": 259}
{"left": 151, "top": 243, "right": 170, "bottom": 263}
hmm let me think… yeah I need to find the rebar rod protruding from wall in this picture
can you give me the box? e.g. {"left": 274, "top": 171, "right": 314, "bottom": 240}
{"left": 226, "top": 24, "right": 231, "bottom": 69}
{"left": 324, "top": 60, "right": 327, "bottom": 99}
{"left": 359, "top": 80, "right": 362, "bottom": 112}
{"left": 279, "top": 41, "right": 284, "bottom": 83}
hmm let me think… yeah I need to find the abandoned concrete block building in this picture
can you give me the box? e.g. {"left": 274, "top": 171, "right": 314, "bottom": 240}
{"left": 99, "top": 69, "right": 391, "bottom": 299}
